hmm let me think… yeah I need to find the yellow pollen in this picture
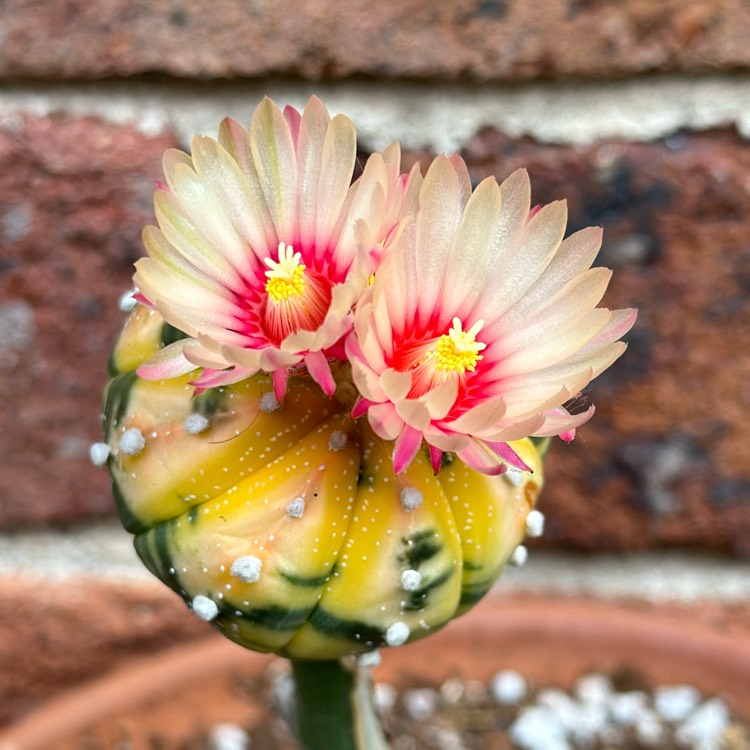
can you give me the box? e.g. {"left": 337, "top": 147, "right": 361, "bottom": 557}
{"left": 265, "top": 242, "right": 306, "bottom": 302}
{"left": 431, "top": 317, "right": 486, "bottom": 374}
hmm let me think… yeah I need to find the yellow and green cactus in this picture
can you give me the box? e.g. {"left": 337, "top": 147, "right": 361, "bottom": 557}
{"left": 102, "top": 305, "right": 544, "bottom": 659}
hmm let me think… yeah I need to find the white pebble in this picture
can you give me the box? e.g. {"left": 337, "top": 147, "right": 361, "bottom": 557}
{"left": 260, "top": 391, "right": 281, "bottom": 413}
{"left": 385, "top": 621, "right": 410, "bottom": 647}
{"left": 118, "top": 427, "right": 145, "bottom": 456}
{"left": 374, "top": 683, "right": 398, "bottom": 713}
{"left": 609, "top": 691, "right": 648, "bottom": 726}
{"left": 491, "top": 669, "right": 528, "bottom": 705}
{"left": 118, "top": 288, "right": 138, "bottom": 312}
{"left": 675, "top": 698, "right": 730, "bottom": 748}
{"left": 192, "top": 594, "right": 219, "bottom": 621}
{"left": 575, "top": 673, "right": 612, "bottom": 706}
{"left": 403, "top": 688, "right": 438, "bottom": 721}
{"left": 184, "top": 413, "right": 209, "bottom": 434}
{"left": 328, "top": 430, "right": 348, "bottom": 451}
{"left": 230, "top": 555, "right": 263, "bottom": 583}
{"left": 654, "top": 684, "right": 701, "bottom": 723}
{"left": 509, "top": 706, "right": 571, "bottom": 750}
{"left": 89, "top": 442, "right": 111, "bottom": 467}
{"left": 525, "top": 509, "right": 545, "bottom": 538}
{"left": 286, "top": 497, "right": 305, "bottom": 518}
{"left": 400, "top": 487, "right": 423, "bottom": 511}
{"left": 209, "top": 722, "right": 251, "bottom": 750}
{"left": 510, "top": 545, "right": 528, "bottom": 566}
{"left": 400, "top": 569, "right": 422, "bottom": 592}
{"left": 635, "top": 711, "right": 667, "bottom": 747}
{"left": 504, "top": 469, "right": 524, "bottom": 487}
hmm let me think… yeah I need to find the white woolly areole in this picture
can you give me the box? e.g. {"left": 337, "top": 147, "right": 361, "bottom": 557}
{"left": 118, "top": 288, "right": 138, "bottom": 313}
{"left": 192, "top": 594, "right": 219, "bottom": 621}
{"left": 184, "top": 413, "right": 210, "bottom": 434}
{"left": 400, "top": 569, "right": 423, "bottom": 592}
{"left": 118, "top": 427, "right": 145, "bottom": 456}
{"left": 286, "top": 497, "right": 306, "bottom": 518}
{"left": 400, "top": 487, "right": 423, "bottom": 511}
{"left": 230, "top": 555, "right": 263, "bottom": 583}
{"left": 503, "top": 469, "right": 524, "bottom": 487}
{"left": 510, "top": 545, "right": 528, "bottom": 567}
{"left": 385, "top": 621, "right": 410, "bottom": 647}
{"left": 89, "top": 442, "right": 111, "bottom": 467}
{"left": 328, "top": 430, "right": 348, "bottom": 451}
{"left": 525, "top": 509, "right": 545, "bottom": 538}
{"left": 260, "top": 391, "right": 281, "bottom": 413}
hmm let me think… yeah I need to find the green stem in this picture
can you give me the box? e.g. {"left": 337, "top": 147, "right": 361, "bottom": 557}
{"left": 290, "top": 658, "right": 391, "bottom": 750}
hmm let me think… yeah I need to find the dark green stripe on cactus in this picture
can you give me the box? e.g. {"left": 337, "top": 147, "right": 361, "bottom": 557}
{"left": 307, "top": 607, "right": 384, "bottom": 646}
{"left": 160, "top": 322, "right": 189, "bottom": 347}
{"left": 102, "top": 371, "right": 139, "bottom": 438}
{"left": 110, "top": 473, "right": 148, "bottom": 534}
{"left": 280, "top": 569, "right": 333, "bottom": 588}
{"left": 402, "top": 568, "right": 454, "bottom": 612}
{"left": 399, "top": 529, "right": 442, "bottom": 569}
{"left": 227, "top": 604, "right": 311, "bottom": 631}
{"left": 192, "top": 386, "right": 227, "bottom": 418}
{"left": 459, "top": 582, "right": 493, "bottom": 606}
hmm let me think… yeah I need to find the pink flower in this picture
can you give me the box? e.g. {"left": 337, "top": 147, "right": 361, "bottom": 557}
{"left": 134, "top": 96, "right": 418, "bottom": 399}
{"left": 346, "top": 156, "right": 637, "bottom": 476}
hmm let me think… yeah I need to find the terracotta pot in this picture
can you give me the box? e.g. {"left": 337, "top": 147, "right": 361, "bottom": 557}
{"left": 1, "top": 595, "right": 749, "bottom": 749}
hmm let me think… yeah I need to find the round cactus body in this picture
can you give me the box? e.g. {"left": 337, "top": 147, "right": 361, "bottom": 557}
{"left": 102, "top": 306, "right": 544, "bottom": 659}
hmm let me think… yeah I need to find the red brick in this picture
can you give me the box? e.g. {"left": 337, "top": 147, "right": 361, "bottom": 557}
{"left": 0, "top": 113, "right": 178, "bottom": 528}
{"left": 0, "top": 0, "right": 748, "bottom": 81}
{"left": 459, "top": 127, "right": 750, "bottom": 555}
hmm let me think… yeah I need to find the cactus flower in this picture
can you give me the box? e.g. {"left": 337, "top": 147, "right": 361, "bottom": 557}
{"left": 98, "top": 96, "right": 635, "bottom": 661}
{"left": 346, "top": 157, "right": 637, "bottom": 476}
{"left": 133, "top": 96, "right": 418, "bottom": 400}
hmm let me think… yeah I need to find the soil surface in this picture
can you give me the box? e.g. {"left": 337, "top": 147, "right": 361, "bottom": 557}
{"left": 58, "top": 660, "right": 750, "bottom": 750}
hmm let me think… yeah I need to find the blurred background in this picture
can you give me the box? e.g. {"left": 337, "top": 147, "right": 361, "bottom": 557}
{"left": 1, "top": 0, "right": 750, "bottom": 733}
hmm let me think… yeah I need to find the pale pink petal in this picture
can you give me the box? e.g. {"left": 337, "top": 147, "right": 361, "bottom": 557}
{"left": 393, "top": 425, "right": 424, "bottom": 475}
{"left": 367, "top": 403, "right": 404, "bottom": 441}
{"left": 304, "top": 350, "right": 336, "bottom": 396}
{"left": 455, "top": 439, "right": 508, "bottom": 476}
{"left": 273, "top": 368, "right": 289, "bottom": 402}
{"left": 137, "top": 340, "right": 196, "bottom": 380}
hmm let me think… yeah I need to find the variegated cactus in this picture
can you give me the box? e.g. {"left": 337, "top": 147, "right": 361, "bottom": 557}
{"left": 102, "top": 303, "right": 544, "bottom": 658}
{"left": 94, "top": 95, "right": 634, "bottom": 677}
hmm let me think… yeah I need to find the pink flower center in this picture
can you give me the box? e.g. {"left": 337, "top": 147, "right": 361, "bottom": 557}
{"left": 394, "top": 317, "right": 486, "bottom": 399}
{"left": 261, "top": 242, "right": 332, "bottom": 344}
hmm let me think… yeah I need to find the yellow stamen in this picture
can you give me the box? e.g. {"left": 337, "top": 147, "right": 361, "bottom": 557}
{"left": 265, "top": 242, "right": 306, "bottom": 302}
{"left": 431, "top": 317, "right": 486, "bottom": 374}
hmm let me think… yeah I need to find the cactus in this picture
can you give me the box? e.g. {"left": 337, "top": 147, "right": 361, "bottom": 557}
{"left": 102, "top": 304, "right": 544, "bottom": 659}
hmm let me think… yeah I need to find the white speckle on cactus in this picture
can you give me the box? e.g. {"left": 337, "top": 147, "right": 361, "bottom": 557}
{"left": 328, "top": 430, "right": 348, "bottom": 451}
{"left": 118, "top": 287, "right": 138, "bottom": 313}
{"left": 230, "top": 555, "right": 263, "bottom": 583}
{"left": 184, "top": 413, "right": 209, "bottom": 434}
{"left": 400, "top": 569, "right": 423, "bottom": 591}
{"left": 88, "top": 442, "right": 111, "bottom": 467}
{"left": 525, "top": 509, "right": 545, "bottom": 538}
{"left": 400, "top": 487, "right": 423, "bottom": 511}
{"left": 192, "top": 594, "right": 219, "bottom": 621}
{"left": 119, "top": 427, "right": 145, "bottom": 456}
{"left": 260, "top": 391, "right": 281, "bottom": 413}
{"left": 510, "top": 545, "right": 528, "bottom": 566}
{"left": 385, "top": 621, "right": 410, "bottom": 647}
{"left": 358, "top": 649, "right": 381, "bottom": 668}
{"left": 504, "top": 469, "right": 523, "bottom": 487}
{"left": 286, "top": 497, "right": 306, "bottom": 518}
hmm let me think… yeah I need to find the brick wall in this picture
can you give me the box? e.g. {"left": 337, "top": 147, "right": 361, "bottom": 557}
{"left": 3, "top": 0, "right": 749, "bottom": 551}
{"left": 2, "top": 0, "right": 750, "bottom": 724}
